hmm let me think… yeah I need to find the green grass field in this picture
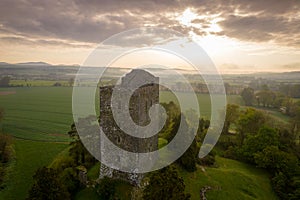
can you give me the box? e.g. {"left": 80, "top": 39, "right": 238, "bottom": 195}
{"left": 179, "top": 156, "right": 278, "bottom": 200}
{"left": 0, "top": 139, "right": 67, "bottom": 200}
{"left": 10, "top": 80, "right": 69, "bottom": 87}
{"left": 0, "top": 87, "right": 72, "bottom": 142}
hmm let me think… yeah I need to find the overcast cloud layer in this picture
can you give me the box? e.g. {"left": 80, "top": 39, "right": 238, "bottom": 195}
{"left": 0, "top": 0, "right": 299, "bottom": 48}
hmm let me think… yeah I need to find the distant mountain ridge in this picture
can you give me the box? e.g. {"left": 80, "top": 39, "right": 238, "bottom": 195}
{"left": 0, "top": 62, "right": 11, "bottom": 65}
{"left": 16, "top": 62, "right": 52, "bottom": 66}
{"left": 0, "top": 61, "right": 81, "bottom": 67}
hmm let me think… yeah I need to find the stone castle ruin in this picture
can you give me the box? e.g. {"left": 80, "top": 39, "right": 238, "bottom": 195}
{"left": 99, "top": 69, "right": 159, "bottom": 185}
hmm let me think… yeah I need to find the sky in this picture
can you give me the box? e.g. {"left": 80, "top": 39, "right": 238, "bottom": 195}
{"left": 0, "top": 0, "right": 299, "bottom": 74}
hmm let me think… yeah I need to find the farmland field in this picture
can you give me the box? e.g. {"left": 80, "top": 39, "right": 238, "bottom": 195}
{"left": 0, "top": 87, "right": 73, "bottom": 142}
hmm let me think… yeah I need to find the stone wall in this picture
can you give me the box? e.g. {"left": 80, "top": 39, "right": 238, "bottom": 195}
{"left": 99, "top": 69, "right": 159, "bottom": 185}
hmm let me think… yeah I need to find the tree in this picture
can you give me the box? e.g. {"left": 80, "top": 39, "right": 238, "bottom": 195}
{"left": 143, "top": 166, "right": 190, "bottom": 200}
{"left": 241, "top": 87, "right": 255, "bottom": 106}
{"left": 160, "top": 101, "right": 181, "bottom": 139}
{"left": 198, "top": 145, "right": 216, "bottom": 166}
{"left": 0, "top": 108, "right": 4, "bottom": 123}
{"left": 273, "top": 93, "right": 286, "bottom": 109}
{"left": 96, "top": 176, "right": 116, "bottom": 200}
{"left": 238, "top": 126, "right": 279, "bottom": 163}
{"left": 222, "top": 104, "right": 239, "bottom": 134}
{"left": 291, "top": 105, "right": 300, "bottom": 138}
{"left": 27, "top": 167, "right": 70, "bottom": 200}
{"left": 254, "top": 145, "right": 299, "bottom": 172}
{"left": 256, "top": 90, "right": 276, "bottom": 107}
{"left": 68, "top": 122, "right": 96, "bottom": 167}
{"left": 0, "top": 134, "right": 13, "bottom": 185}
{"left": 177, "top": 138, "right": 199, "bottom": 172}
{"left": 270, "top": 154, "right": 300, "bottom": 199}
{"left": 68, "top": 77, "right": 74, "bottom": 87}
{"left": 0, "top": 76, "right": 10, "bottom": 87}
{"left": 165, "top": 113, "right": 199, "bottom": 171}
{"left": 59, "top": 167, "right": 80, "bottom": 195}
{"left": 236, "top": 108, "right": 266, "bottom": 145}
{"left": 0, "top": 108, "right": 4, "bottom": 132}
{"left": 53, "top": 82, "right": 62, "bottom": 87}
{"left": 0, "top": 134, "right": 12, "bottom": 163}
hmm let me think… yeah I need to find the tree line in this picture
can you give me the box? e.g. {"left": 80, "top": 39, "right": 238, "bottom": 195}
{"left": 0, "top": 108, "right": 14, "bottom": 190}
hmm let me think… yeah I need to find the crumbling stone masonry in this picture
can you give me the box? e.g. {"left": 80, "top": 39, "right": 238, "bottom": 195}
{"left": 99, "top": 69, "right": 159, "bottom": 185}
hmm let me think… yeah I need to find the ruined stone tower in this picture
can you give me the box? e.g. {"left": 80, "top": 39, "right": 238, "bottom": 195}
{"left": 99, "top": 69, "right": 159, "bottom": 185}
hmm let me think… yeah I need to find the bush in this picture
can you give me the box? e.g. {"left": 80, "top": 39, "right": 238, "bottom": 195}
{"left": 96, "top": 176, "right": 116, "bottom": 200}
{"left": 27, "top": 167, "right": 70, "bottom": 200}
{"left": 53, "top": 82, "right": 62, "bottom": 87}
{"left": 177, "top": 139, "right": 199, "bottom": 172}
{"left": 143, "top": 166, "right": 190, "bottom": 200}
{"left": 223, "top": 146, "right": 238, "bottom": 160}
{"left": 0, "top": 134, "right": 13, "bottom": 163}
{"left": 198, "top": 150, "right": 216, "bottom": 166}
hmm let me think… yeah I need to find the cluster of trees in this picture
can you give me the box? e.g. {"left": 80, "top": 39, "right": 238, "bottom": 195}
{"left": 28, "top": 121, "right": 97, "bottom": 200}
{"left": 0, "top": 77, "right": 10, "bottom": 87}
{"left": 0, "top": 108, "right": 13, "bottom": 190}
{"left": 241, "top": 86, "right": 281, "bottom": 108}
{"left": 238, "top": 127, "right": 300, "bottom": 199}
{"left": 143, "top": 166, "right": 190, "bottom": 200}
{"left": 0, "top": 134, "right": 13, "bottom": 189}
{"left": 53, "top": 78, "right": 74, "bottom": 87}
{"left": 159, "top": 102, "right": 215, "bottom": 172}
{"left": 241, "top": 85, "right": 300, "bottom": 111}
{"left": 241, "top": 86, "right": 300, "bottom": 118}
{"left": 218, "top": 104, "right": 300, "bottom": 199}
{"left": 279, "top": 84, "right": 300, "bottom": 98}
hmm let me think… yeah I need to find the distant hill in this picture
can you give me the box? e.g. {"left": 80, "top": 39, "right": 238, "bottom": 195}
{"left": 16, "top": 62, "right": 52, "bottom": 66}
{"left": 0, "top": 62, "right": 10, "bottom": 65}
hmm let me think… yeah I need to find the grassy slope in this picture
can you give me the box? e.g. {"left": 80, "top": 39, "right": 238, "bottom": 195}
{"left": 252, "top": 106, "right": 291, "bottom": 125}
{"left": 179, "top": 156, "right": 278, "bottom": 200}
{"left": 77, "top": 156, "right": 278, "bottom": 200}
{"left": 0, "top": 139, "right": 67, "bottom": 200}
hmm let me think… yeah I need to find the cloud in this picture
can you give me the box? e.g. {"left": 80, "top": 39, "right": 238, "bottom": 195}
{"left": 0, "top": 0, "right": 299, "bottom": 48}
{"left": 219, "top": 13, "right": 300, "bottom": 46}
{"left": 0, "top": 36, "right": 93, "bottom": 48}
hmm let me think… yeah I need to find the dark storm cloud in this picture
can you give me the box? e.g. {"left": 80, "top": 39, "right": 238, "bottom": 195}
{"left": 0, "top": 0, "right": 299, "bottom": 47}
{"left": 219, "top": 15, "right": 300, "bottom": 43}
